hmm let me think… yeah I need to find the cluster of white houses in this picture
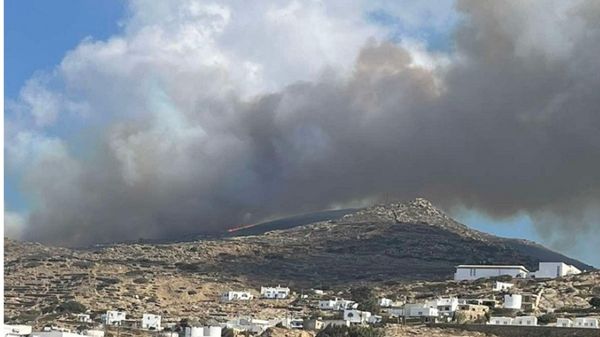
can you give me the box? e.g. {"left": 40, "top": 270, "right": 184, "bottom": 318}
{"left": 454, "top": 262, "right": 582, "bottom": 281}
{"left": 220, "top": 285, "right": 291, "bottom": 302}
{"left": 4, "top": 262, "right": 596, "bottom": 337}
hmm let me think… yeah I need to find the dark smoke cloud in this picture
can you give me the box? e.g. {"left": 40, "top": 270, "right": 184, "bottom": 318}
{"left": 12, "top": 1, "right": 600, "bottom": 258}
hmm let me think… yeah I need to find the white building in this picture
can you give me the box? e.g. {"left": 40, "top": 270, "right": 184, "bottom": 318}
{"left": 223, "top": 317, "right": 275, "bottom": 333}
{"left": 161, "top": 333, "right": 178, "bottom": 337}
{"left": 427, "top": 298, "right": 460, "bottom": 317}
{"left": 513, "top": 316, "right": 537, "bottom": 326}
{"left": 283, "top": 318, "right": 304, "bottom": 329}
{"left": 534, "top": 262, "right": 581, "bottom": 279}
{"left": 319, "top": 298, "right": 357, "bottom": 310}
{"left": 488, "top": 317, "right": 513, "bottom": 325}
{"left": 403, "top": 304, "right": 439, "bottom": 318}
{"left": 221, "top": 291, "right": 254, "bottom": 302}
{"left": 343, "top": 310, "right": 372, "bottom": 324}
{"left": 388, "top": 308, "right": 404, "bottom": 317}
{"left": 103, "top": 311, "right": 126, "bottom": 326}
{"left": 321, "top": 320, "right": 350, "bottom": 328}
{"left": 493, "top": 281, "right": 514, "bottom": 292}
{"left": 30, "top": 332, "right": 82, "bottom": 337}
{"left": 142, "top": 314, "right": 161, "bottom": 330}
{"left": 4, "top": 325, "right": 32, "bottom": 337}
{"left": 574, "top": 317, "right": 599, "bottom": 329}
{"left": 378, "top": 298, "right": 393, "bottom": 307}
{"left": 83, "top": 330, "right": 104, "bottom": 337}
{"left": 260, "top": 286, "right": 290, "bottom": 299}
{"left": 556, "top": 318, "right": 573, "bottom": 327}
{"left": 503, "top": 294, "right": 522, "bottom": 310}
{"left": 184, "top": 326, "right": 222, "bottom": 337}
{"left": 75, "top": 314, "right": 91, "bottom": 323}
{"left": 454, "top": 265, "right": 529, "bottom": 281}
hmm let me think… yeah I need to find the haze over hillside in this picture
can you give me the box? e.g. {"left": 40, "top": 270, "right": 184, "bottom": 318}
{"left": 6, "top": 1, "right": 600, "bottom": 266}
{"left": 5, "top": 198, "right": 597, "bottom": 326}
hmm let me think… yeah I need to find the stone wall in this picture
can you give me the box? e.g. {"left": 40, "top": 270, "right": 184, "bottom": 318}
{"left": 431, "top": 323, "right": 600, "bottom": 337}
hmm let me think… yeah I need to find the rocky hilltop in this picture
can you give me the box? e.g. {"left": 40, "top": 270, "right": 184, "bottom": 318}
{"left": 4, "top": 198, "right": 595, "bottom": 324}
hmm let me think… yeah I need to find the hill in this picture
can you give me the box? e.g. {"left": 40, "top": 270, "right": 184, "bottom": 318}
{"left": 4, "top": 198, "right": 595, "bottom": 324}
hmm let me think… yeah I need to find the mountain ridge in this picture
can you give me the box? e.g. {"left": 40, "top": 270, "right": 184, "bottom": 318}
{"left": 4, "top": 198, "right": 595, "bottom": 325}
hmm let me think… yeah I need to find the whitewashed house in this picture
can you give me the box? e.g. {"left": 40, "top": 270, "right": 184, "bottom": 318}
{"left": 513, "top": 316, "right": 537, "bottom": 326}
{"left": 574, "top": 317, "right": 599, "bottom": 329}
{"left": 321, "top": 320, "right": 351, "bottom": 328}
{"left": 488, "top": 317, "right": 513, "bottom": 325}
{"left": 557, "top": 318, "right": 573, "bottom": 327}
{"left": 221, "top": 291, "right": 254, "bottom": 302}
{"left": 223, "top": 317, "right": 275, "bottom": 333}
{"left": 493, "top": 281, "right": 514, "bottom": 292}
{"left": 142, "top": 314, "right": 161, "bottom": 330}
{"left": 260, "top": 286, "right": 290, "bottom": 299}
{"left": 319, "top": 298, "right": 357, "bottom": 310}
{"left": 503, "top": 294, "right": 522, "bottom": 310}
{"left": 403, "top": 304, "right": 439, "bottom": 318}
{"left": 103, "top": 311, "right": 126, "bottom": 326}
{"left": 378, "top": 298, "right": 393, "bottom": 307}
{"left": 30, "top": 332, "right": 81, "bottom": 337}
{"left": 454, "top": 265, "right": 529, "bottom": 281}
{"left": 75, "top": 314, "right": 91, "bottom": 323}
{"left": 4, "top": 325, "right": 32, "bottom": 337}
{"left": 184, "top": 326, "right": 222, "bottom": 337}
{"left": 343, "top": 310, "right": 371, "bottom": 324}
{"left": 387, "top": 308, "right": 404, "bottom": 317}
{"left": 83, "top": 330, "right": 104, "bottom": 337}
{"left": 161, "top": 333, "right": 178, "bottom": 337}
{"left": 534, "top": 262, "right": 581, "bottom": 279}
{"left": 427, "top": 297, "right": 459, "bottom": 317}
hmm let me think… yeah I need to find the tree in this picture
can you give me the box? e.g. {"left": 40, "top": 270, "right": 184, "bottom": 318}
{"left": 350, "top": 287, "right": 380, "bottom": 314}
{"left": 538, "top": 313, "right": 557, "bottom": 324}
{"left": 221, "top": 328, "right": 235, "bottom": 337}
{"left": 56, "top": 301, "right": 86, "bottom": 313}
{"left": 589, "top": 297, "right": 600, "bottom": 308}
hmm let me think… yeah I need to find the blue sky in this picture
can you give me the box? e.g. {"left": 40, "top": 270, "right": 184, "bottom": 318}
{"left": 5, "top": 1, "right": 594, "bottom": 266}
{"left": 5, "top": 0, "right": 125, "bottom": 98}
{"left": 5, "top": 0, "right": 125, "bottom": 211}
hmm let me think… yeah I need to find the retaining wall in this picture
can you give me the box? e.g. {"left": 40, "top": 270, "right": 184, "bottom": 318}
{"left": 431, "top": 323, "right": 600, "bottom": 337}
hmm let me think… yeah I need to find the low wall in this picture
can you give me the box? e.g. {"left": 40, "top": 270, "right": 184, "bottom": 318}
{"left": 431, "top": 323, "right": 600, "bottom": 337}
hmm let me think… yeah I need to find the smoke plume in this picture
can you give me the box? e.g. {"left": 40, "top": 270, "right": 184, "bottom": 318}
{"left": 6, "top": 1, "right": 600, "bottom": 261}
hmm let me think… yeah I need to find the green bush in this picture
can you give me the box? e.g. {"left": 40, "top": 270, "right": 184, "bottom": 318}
{"left": 221, "top": 328, "right": 235, "bottom": 337}
{"left": 350, "top": 287, "right": 380, "bottom": 313}
{"left": 538, "top": 313, "right": 557, "bottom": 324}
{"left": 589, "top": 297, "right": 600, "bottom": 308}
{"left": 56, "top": 301, "right": 86, "bottom": 313}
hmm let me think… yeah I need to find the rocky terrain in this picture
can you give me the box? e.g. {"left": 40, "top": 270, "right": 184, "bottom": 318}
{"left": 383, "top": 325, "right": 497, "bottom": 337}
{"left": 4, "top": 198, "right": 597, "bottom": 326}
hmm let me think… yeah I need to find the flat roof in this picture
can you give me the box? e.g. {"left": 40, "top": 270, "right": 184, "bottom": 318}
{"left": 456, "top": 265, "right": 529, "bottom": 271}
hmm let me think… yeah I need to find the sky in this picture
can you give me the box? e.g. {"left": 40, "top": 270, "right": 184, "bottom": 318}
{"left": 4, "top": 0, "right": 600, "bottom": 266}
{"left": 5, "top": 0, "right": 125, "bottom": 211}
